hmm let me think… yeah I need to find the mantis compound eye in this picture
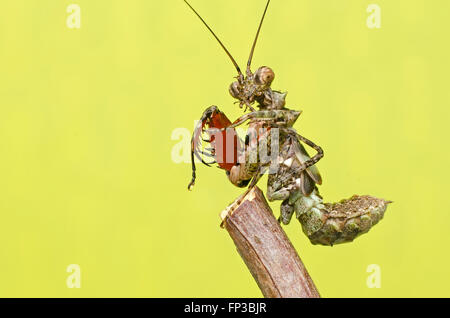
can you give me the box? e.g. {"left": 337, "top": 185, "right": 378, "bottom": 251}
{"left": 229, "top": 81, "right": 241, "bottom": 99}
{"left": 254, "top": 66, "right": 275, "bottom": 86}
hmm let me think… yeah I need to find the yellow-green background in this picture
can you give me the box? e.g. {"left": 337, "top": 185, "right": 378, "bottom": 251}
{"left": 0, "top": 0, "right": 448, "bottom": 297}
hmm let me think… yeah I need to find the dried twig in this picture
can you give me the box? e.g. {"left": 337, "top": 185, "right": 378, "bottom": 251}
{"left": 220, "top": 186, "right": 320, "bottom": 298}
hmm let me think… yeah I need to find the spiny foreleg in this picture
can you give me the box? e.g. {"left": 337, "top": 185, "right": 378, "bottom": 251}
{"left": 226, "top": 109, "right": 302, "bottom": 130}
{"left": 227, "top": 125, "right": 272, "bottom": 187}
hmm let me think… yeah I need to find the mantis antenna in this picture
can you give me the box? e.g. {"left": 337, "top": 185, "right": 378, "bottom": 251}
{"left": 184, "top": 0, "right": 244, "bottom": 78}
{"left": 247, "top": 0, "right": 271, "bottom": 75}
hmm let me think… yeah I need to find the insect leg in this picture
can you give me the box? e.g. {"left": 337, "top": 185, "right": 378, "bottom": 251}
{"left": 226, "top": 111, "right": 276, "bottom": 129}
{"left": 293, "top": 131, "right": 324, "bottom": 170}
{"left": 266, "top": 186, "right": 291, "bottom": 201}
{"left": 188, "top": 149, "right": 197, "bottom": 191}
{"left": 199, "top": 150, "right": 215, "bottom": 158}
{"left": 247, "top": 165, "right": 267, "bottom": 189}
{"left": 279, "top": 199, "right": 295, "bottom": 225}
{"left": 227, "top": 125, "right": 272, "bottom": 187}
{"left": 275, "top": 130, "right": 324, "bottom": 185}
{"left": 188, "top": 106, "right": 221, "bottom": 190}
{"left": 226, "top": 110, "right": 301, "bottom": 129}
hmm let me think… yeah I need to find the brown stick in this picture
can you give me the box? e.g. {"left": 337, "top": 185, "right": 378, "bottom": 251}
{"left": 220, "top": 186, "right": 320, "bottom": 298}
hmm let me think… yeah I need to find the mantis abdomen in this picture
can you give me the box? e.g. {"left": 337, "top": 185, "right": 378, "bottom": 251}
{"left": 288, "top": 189, "right": 390, "bottom": 246}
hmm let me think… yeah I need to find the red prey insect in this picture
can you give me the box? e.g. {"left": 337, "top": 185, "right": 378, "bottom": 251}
{"left": 188, "top": 106, "right": 243, "bottom": 190}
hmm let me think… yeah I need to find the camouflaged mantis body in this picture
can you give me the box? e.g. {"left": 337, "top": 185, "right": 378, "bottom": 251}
{"left": 265, "top": 125, "right": 389, "bottom": 245}
{"left": 252, "top": 93, "right": 390, "bottom": 246}
{"left": 185, "top": 0, "right": 390, "bottom": 246}
{"left": 222, "top": 91, "right": 390, "bottom": 246}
